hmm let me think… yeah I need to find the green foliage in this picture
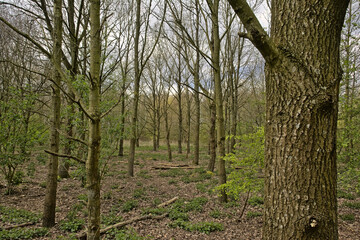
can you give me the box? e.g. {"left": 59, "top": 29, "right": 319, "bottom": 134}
{"left": 0, "top": 206, "right": 40, "bottom": 224}
{"left": 114, "top": 228, "right": 151, "bottom": 240}
{"left": 142, "top": 207, "right": 167, "bottom": 216}
{"left": 246, "top": 211, "right": 263, "bottom": 219}
{"left": 137, "top": 170, "right": 151, "bottom": 179}
{"left": 59, "top": 218, "right": 85, "bottom": 232}
{"left": 248, "top": 196, "right": 264, "bottom": 207}
{"left": 0, "top": 227, "right": 48, "bottom": 239}
{"left": 216, "top": 127, "right": 264, "bottom": 200}
{"left": 338, "top": 167, "right": 360, "bottom": 195}
{"left": 169, "top": 220, "right": 224, "bottom": 234}
{"left": 337, "top": 190, "right": 355, "bottom": 200}
{"left": 343, "top": 201, "right": 360, "bottom": 209}
{"left": 26, "top": 162, "right": 36, "bottom": 177}
{"left": 340, "top": 213, "right": 355, "bottom": 222}
{"left": 168, "top": 210, "right": 189, "bottom": 221}
{"left": 0, "top": 87, "right": 44, "bottom": 193}
{"left": 133, "top": 188, "right": 147, "bottom": 199}
{"left": 59, "top": 202, "right": 85, "bottom": 233}
{"left": 101, "top": 212, "right": 123, "bottom": 226}
{"left": 209, "top": 209, "right": 224, "bottom": 219}
{"left": 122, "top": 200, "right": 138, "bottom": 212}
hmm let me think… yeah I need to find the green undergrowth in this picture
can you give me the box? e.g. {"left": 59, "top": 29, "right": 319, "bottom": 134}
{"left": 169, "top": 220, "right": 224, "bottom": 234}
{"left": 0, "top": 205, "right": 40, "bottom": 224}
{"left": 59, "top": 202, "right": 86, "bottom": 232}
{"left": 340, "top": 213, "right": 355, "bottom": 222}
{"left": 343, "top": 201, "right": 360, "bottom": 209}
{"left": 167, "top": 197, "right": 223, "bottom": 234}
{"left": 0, "top": 227, "right": 48, "bottom": 240}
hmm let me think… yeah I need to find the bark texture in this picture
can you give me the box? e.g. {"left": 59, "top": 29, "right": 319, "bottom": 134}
{"left": 227, "top": 0, "right": 349, "bottom": 239}
{"left": 42, "top": 0, "right": 62, "bottom": 228}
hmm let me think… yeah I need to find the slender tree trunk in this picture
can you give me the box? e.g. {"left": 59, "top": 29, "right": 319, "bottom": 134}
{"left": 177, "top": 50, "right": 183, "bottom": 154}
{"left": 209, "top": 0, "right": 227, "bottom": 202}
{"left": 186, "top": 85, "right": 191, "bottom": 158}
{"left": 118, "top": 81, "right": 126, "bottom": 157}
{"left": 207, "top": 102, "right": 216, "bottom": 172}
{"left": 86, "top": 0, "right": 101, "bottom": 239}
{"left": 129, "top": 0, "right": 141, "bottom": 177}
{"left": 165, "top": 94, "right": 172, "bottom": 161}
{"left": 42, "top": 0, "right": 62, "bottom": 228}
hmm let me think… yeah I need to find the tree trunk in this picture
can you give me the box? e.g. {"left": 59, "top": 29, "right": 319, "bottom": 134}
{"left": 209, "top": 0, "right": 227, "bottom": 203}
{"left": 227, "top": 0, "right": 349, "bottom": 238}
{"left": 207, "top": 102, "right": 216, "bottom": 172}
{"left": 128, "top": 0, "right": 141, "bottom": 177}
{"left": 177, "top": 50, "right": 183, "bottom": 154}
{"left": 42, "top": 0, "right": 62, "bottom": 228}
{"left": 86, "top": 0, "right": 102, "bottom": 239}
{"left": 186, "top": 85, "right": 191, "bottom": 158}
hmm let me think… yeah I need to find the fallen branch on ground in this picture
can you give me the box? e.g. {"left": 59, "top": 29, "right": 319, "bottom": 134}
{"left": 152, "top": 163, "right": 200, "bottom": 170}
{"left": 76, "top": 196, "right": 179, "bottom": 239}
{"left": 1, "top": 222, "right": 36, "bottom": 230}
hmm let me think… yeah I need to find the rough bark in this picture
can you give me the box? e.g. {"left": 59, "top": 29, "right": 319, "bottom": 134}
{"left": 86, "top": 0, "right": 102, "bottom": 239}
{"left": 227, "top": 0, "right": 349, "bottom": 239}
{"left": 42, "top": 0, "right": 62, "bottom": 228}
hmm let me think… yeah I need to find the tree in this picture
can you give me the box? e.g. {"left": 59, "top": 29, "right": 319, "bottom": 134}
{"left": 42, "top": 0, "right": 62, "bottom": 227}
{"left": 227, "top": 0, "right": 349, "bottom": 239}
{"left": 86, "top": 0, "right": 102, "bottom": 238}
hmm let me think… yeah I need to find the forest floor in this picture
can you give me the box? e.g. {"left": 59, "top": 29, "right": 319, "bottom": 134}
{"left": 0, "top": 144, "right": 360, "bottom": 239}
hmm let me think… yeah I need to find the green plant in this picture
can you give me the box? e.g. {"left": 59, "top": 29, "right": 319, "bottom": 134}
{"left": 0, "top": 205, "right": 40, "bottom": 224}
{"left": 248, "top": 196, "right": 264, "bottom": 206}
{"left": 216, "top": 127, "right": 264, "bottom": 200}
{"left": 133, "top": 188, "right": 147, "bottom": 199}
{"left": 343, "top": 201, "right": 360, "bottom": 209}
{"left": 122, "top": 200, "right": 138, "bottom": 212}
{"left": 137, "top": 170, "right": 151, "bottom": 179}
{"left": 142, "top": 207, "right": 167, "bottom": 216}
{"left": 59, "top": 218, "right": 85, "bottom": 232}
{"left": 26, "top": 162, "right": 36, "bottom": 177}
{"left": 246, "top": 211, "right": 263, "bottom": 218}
{"left": 169, "top": 220, "right": 224, "bottom": 234}
{"left": 0, "top": 227, "right": 48, "bottom": 239}
{"left": 340, "top": 213, "right": 355, "bottom": 222}
{"left": 102, "top": 212, "right": 123, "bottom": 226}
{"left": 209, "top": 209, "right": 223, "bottom": 219}
{"left": 103, "top": 191, "right": 113, "bottom": 200}
{"left": 337, "top": 190, "right": 355, "bottom": 200}
{"left": 168, "top": 179, "right": 177, "bottom": 185}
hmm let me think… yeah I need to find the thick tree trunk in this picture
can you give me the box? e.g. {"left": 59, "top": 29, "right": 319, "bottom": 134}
{"left": 86, "top": 0, "right": 101, "bottom": 239}
{"left": 227, "top": 0, "right": 349, "bottom": 238}
{"left": 42, "top": 0, "right": 62, "bottom": 228}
